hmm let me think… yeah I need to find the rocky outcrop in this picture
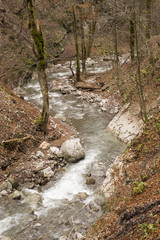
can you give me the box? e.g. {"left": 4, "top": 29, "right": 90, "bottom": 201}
{"left": 107, "top": 103, "right": 144, "bottom": 143}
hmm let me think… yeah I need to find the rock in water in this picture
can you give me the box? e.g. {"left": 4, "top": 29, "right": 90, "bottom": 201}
{"left": 86, "top": 178, "right": 95, "bottom": 185}
{"left": 60, "top": 138, "right": 85, "bottom": 163}
{"left": 9, "top": 190, "right": 22, "bottom": 200}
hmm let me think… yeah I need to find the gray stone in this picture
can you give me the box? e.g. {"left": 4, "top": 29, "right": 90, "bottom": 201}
{"left": 0, "top": 182, "right": 8, "bottom": 192}
{"left": 55, "top": 113, "right": 66, "bottom": 122}
{"left": 60, "top": 138, "right": 85, "bottom": 163}
{"left": 33, "top": 162, "right": 44, "bottom": 173}
{"left": 86, "top": 178, "right": 95, "bottom": 185}
{"left": 89, "top": 202, "right": 100, "bottom": 212}
{"left": 39, "top": 141, "right": 50, "bottom": 150}
{"left": 50, "top": 146, "right": 60, "bottom": 155}
{"left": 59, "top": 236, "right": 67, "bottom": 240}
{"left": 9, "top": 190, "right": 21, "bottom": 200}
{"left": 41, "top": 167, "right": 54, "bottom": 178}
{"left": 74, "top": 232, "right": 85, "bottom": 240}
{"left": 8, "top": 176, "right": 18, "bottom": 189}
{"left": 36, "top": 151, "right": 44, "bottom": 158}
{"left": 6, "top": 181, "right": 12, "bottom": 190}
{"left": 23, "top": 192, "right": 42, "bottom": 211}
{"left": 0, "top": 190, "right": 8, "bottom": 196}
{"left": 74, "top": 192, "right": 88, "bottom": 201}
{"left": 86, "top": 58, "right": 95, "bottom": 67}
{"left": 33, "top": 223, "right": 42, "bottom": 229}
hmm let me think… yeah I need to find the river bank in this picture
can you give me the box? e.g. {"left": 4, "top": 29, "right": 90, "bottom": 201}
{"left": 0, "top": 48, "right": 159, "bottom": 239}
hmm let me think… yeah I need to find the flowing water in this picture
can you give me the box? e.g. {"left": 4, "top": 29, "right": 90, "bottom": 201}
{"left": 0, "top": 61, "right": 126, "bottom": 239}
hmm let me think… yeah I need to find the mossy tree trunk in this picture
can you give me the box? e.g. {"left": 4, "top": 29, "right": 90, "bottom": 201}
{"left": 73, "top": 0, "right": 81, "bottom": 82}
{"left": 26, "top": 0, "right": 49, "bottom": 133}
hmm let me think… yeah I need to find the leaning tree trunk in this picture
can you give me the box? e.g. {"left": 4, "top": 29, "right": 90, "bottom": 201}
{"left": 26, "top": 0, "right": 49, "bottom": 133}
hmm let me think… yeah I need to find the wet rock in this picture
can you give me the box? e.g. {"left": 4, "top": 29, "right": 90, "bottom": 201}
{"left": 74, "top": 192, "right": 88, "bottom": 201}
{"left": 0, "top": 235, "right": 11, "bottom": 240}
{"left": 60, "top": 138, "right": 85, "bottom": 163}
{"left": 86, "top": 178, "right": 95, "bottom": 185}
{"left": 9, "top": 190, "right": 22, "bottom": 200}
{"left": 55, "top": 113, "right": 66, "bottom": 122}
{"left": 89, "top": 202, "right": 100, "bottom": 212}
{"left": 39, "top": 141, "right": 50, "bottom": 150}
{"left": 23, "top": 192, "right": 42, "bottom": 211}
{"left": 36, "top": 151, "right": 44, "bottom": 158}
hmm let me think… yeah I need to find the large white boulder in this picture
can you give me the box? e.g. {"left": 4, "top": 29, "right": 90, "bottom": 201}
{"left": 60, "top": 138, "right": 85, "bottom": 163}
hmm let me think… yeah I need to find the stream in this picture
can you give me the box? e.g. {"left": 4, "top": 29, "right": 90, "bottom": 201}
{"left": 0, "top": 60, "right": 126, "bottom": 239}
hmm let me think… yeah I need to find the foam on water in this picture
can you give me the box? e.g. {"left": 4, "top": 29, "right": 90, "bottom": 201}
{"left": 0, "top": 214, "right": 23, "bottom": 234}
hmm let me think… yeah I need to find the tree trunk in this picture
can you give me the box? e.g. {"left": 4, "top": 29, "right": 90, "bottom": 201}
{"left": 86, "top": 0, "right": 97, "bottom": 58}
{"left": 133, "top": 0, "right": 148, "bottom": 123}
{"left": 26, "top": 0, "right": 49, "bottom": 133}
{"left": 146, "top": 0, "right": 152, "bottom": 39}
{"left": 80, "top": 9, "right": 86, "bottom": 74}
{"left": 73, "top": 1, "right": 81, "bottom": 82}
{"left": 130, "top": 4, "right": 135, "bottom": 60}
{"left": 113, "top": 0, "right": 122, "bottom": 96}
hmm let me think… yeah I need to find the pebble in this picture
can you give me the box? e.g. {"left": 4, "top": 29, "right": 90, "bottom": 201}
{"left": 0, "top": 190, "right": 8, "bottom": 196}
{"left": 39, "top": 141, "right": 50, "bottom": 150}
{"left": 33, "top": 223, "right": 42, "bottom": 228}
{"left": 36, "top": 151, "right": 44, "bottom": 158}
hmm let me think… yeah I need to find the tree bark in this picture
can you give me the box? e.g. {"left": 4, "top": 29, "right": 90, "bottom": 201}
{"left": 86, "top": 0, "right": 97, "bottom": 58}
{"left": 80, "top": 8, "right": 86, "bottom": 74}
{"left": 130, "top": 4, "right": 135, "bottom": 60}
{"left": 146, "top": 0, "right": 152, "bottom": 39}
{"left": 26, "top": 0, "right": 49, "bottom": 133}
{"left": 113, "top": 0, "right": 122, "bottom": 96}
{"left": 133, "top": 0, "right": 148, "bottom": 123}
{"left": 73, "top": 0, "right": 81, "bottom": 82}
